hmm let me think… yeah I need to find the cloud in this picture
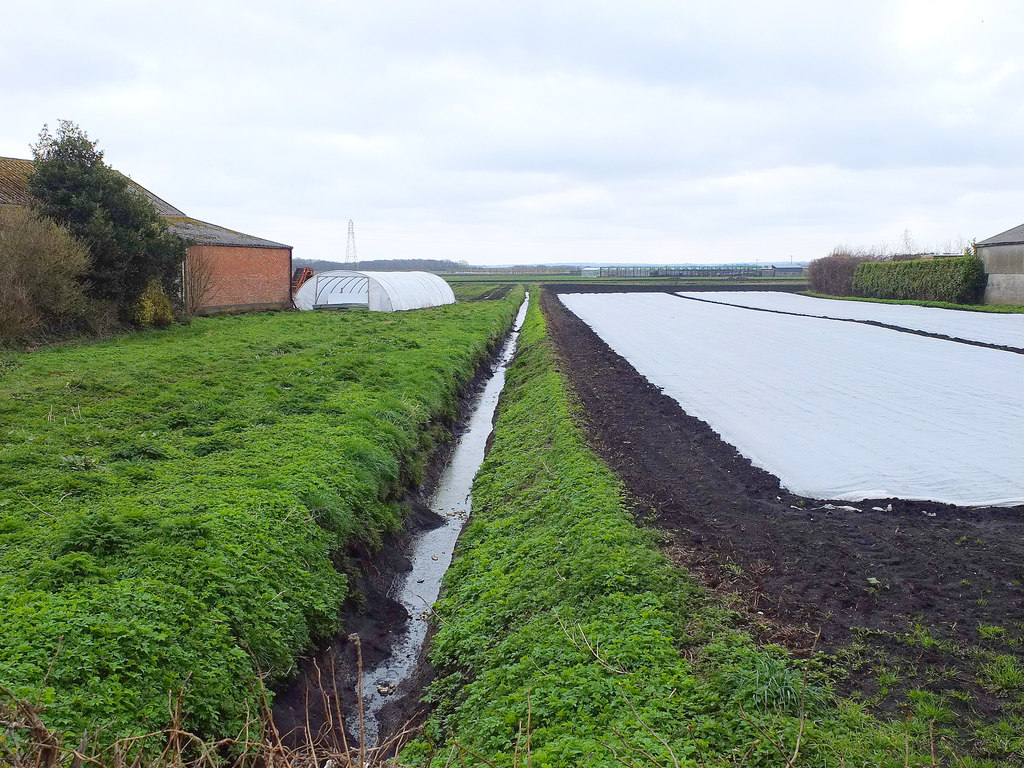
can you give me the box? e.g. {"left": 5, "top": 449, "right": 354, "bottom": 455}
{"left": 2, "top": 0, "right": 1023, "bottom": 264}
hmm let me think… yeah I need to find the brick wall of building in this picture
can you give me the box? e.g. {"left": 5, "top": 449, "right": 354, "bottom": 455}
{"left": 189, "top": 245, "right": 292, "bottom": 314}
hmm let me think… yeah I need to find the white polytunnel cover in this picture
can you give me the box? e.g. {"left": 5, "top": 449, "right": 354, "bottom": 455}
{"left": 293, "top": 271, "right": 456, "bottom": 312}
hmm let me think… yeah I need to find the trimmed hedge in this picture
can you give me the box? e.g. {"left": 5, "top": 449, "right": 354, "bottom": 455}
{"left": 852, "top": 256, "right": 987, "bottom": 304}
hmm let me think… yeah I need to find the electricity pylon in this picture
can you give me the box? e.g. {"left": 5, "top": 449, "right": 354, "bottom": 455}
{"left": 345, "top": 220, "right": 358, "bottom": 269}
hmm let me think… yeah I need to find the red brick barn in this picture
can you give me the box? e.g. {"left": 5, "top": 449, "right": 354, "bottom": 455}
{"left": 162, "top": 214, "right": 293, "bottom": 315}
{"left": 0, "top": 156, "right": 293, "bottom": 315}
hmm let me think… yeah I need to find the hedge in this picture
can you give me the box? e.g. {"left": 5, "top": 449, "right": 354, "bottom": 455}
{"left": 852, "top": 256, "right": 987, "bottom": 304}
{"left": 807, "top": 252, "right": 874, "bottom": 296}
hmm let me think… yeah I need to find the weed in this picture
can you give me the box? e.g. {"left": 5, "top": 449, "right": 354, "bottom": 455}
{"left": 978, "top": 654, "right": 1024, "bottom": 697}
{"left": 876, "top": 665, "right": 901, "bottom": 698}
{"left": 978, "top": 624, "right": 1006, "bottom": 643}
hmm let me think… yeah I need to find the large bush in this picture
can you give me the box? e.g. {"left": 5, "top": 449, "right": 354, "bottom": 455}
{"left": 852, "top": 255, "right": 987, "bottom": 304}
{"left": 807, "top": 249, "right": 875, "bottom": 295}
{"left": 27, "top": 121, "right": 187, "bottom": 319}
{"left": 0, "top": 206, "right": 92, "bottom": 344}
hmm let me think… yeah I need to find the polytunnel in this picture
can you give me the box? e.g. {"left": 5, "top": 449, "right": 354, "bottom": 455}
{"left": 293, "top": 270, "right": 456, "bottom": 312}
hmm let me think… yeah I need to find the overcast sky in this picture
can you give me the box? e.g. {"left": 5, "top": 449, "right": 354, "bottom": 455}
{"left": 3, "top": 1, "right": 1023, "bottom": 265}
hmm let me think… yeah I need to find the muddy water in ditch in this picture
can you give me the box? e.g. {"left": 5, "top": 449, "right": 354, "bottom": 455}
{"left": 348, "top": 295, "right": 528, "bottom": 742}
{"left": 353, "top": 293, "right": 528, "bottom": 745}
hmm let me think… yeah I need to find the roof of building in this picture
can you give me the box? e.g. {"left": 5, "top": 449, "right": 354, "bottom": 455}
{"left": 977, "top": 222, "right": 1024, "bottom": 247}
{"left": 0, "top": 156, "right": 33, "bottom": 206}
{"left": 0, "top": 156, "right": 289, "bottom": 249}
{"left": 165, "top": 216, "right": 290, "bottom": 249}
{"left": 124, "top": 178, "right": 186, "bottom": 217}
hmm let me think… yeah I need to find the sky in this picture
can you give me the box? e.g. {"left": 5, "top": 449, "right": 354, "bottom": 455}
{"left": 3, "top": 1, "right": 1024, "bottom": 266}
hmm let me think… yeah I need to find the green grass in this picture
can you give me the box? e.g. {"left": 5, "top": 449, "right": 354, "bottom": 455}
{"left": 803, "top": 291, "right": 1024, "bottom": 313}
{"left": 404, "top": 293, "right": 951, "bottom": 767}
{"left": 0, "top": 292, "right": 523, "bottom": 741}
{"left": 449, "top": 282, "right": 507, "bottom": 301}
{"left": 978, "top": 654, "right": 1024, "bottom": 697}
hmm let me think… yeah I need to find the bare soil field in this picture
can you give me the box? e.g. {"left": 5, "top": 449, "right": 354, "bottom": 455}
{"left": 542, "top": 288, "right": 1024, "bottom": 730}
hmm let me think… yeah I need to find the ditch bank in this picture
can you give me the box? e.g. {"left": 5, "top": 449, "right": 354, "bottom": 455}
{"left": 542, "top": 288, "right": 1024, "bottom": 744}
{"left": 272, "top": 294, "right": 529, "bottom": 751}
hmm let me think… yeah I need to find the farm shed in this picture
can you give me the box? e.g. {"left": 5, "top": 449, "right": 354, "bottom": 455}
{"left": 976, "top": 223, "right": 1024, "bottom": 305}
{"left": 0, "top": 156, "right": 292, "bottom": 315}
{"left": 293, "top": 270, "right": 455, "bottom": 312}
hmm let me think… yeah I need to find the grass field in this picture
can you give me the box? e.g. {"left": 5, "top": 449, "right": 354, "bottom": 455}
{"left": 403, "top": 293, "right": 962, "bottom": 767}
{"left": 0, "top": 291, "right": 522, "bottom": 742}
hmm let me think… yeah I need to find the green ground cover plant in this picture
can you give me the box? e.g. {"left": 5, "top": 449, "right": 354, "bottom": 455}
{"left": 405, "top": 294, "right": 951, "bottom": 767}
{"left": 0, "top": 290, "right": 522, "bottom": 742}
{"left": 851, "top": 256, "right": 987, "bottom": 304}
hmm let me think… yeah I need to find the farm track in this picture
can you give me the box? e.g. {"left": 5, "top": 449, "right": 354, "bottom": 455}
{"left": 542, "top": 288, "right": 1024, "bottom": 720}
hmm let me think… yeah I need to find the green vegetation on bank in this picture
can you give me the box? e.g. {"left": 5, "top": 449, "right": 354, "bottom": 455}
{"left": 449, "top": 282, "right": 506, "bottom": 301}
{"left": 803, "top": 291, "right": 1024, "bottom": 313}
{"left": 0, "top": 291, "right": 522, "bottom": 741}
{"left": 407, "top": 294, "right": 947, "bottom": 767}
{"left": 852, "top": 256, "right": 987, "bottom": 304}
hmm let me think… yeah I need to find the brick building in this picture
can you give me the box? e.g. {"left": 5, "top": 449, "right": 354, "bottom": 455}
{"left": 0, "top": 156, "right": 292, "bottom": 315}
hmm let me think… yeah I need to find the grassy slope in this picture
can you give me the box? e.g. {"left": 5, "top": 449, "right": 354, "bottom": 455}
{"left": 803, "top": 291, "right": 1024, "bottom": 313}
{"left": 0, "top": 291, "right": 522, "bottom": 740}
{"left": 406, "top": 294, "right": 958, "bottom": 767}
{"left": 449, "top": 282, "right": 504, "bottom": 301}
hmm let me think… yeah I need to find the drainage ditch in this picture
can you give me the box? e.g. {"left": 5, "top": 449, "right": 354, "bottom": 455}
{"left": 272, "top": 293, "right": 529, "bottom": 750}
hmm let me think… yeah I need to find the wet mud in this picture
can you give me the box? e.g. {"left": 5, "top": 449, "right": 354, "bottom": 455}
{"left": 542, "top": 288, "right": 1024, "bottom": 722}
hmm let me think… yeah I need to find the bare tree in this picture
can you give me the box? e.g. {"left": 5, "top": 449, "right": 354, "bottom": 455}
{"left": 182, "top": 249, "right": 216, "bottom": 317}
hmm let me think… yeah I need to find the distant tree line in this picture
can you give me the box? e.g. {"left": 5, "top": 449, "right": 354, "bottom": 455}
{"left": 1, "top": 121, "right": 187, "bottom": 345}
{"left": 294, "top": 258, "right": 586, "bottom": 275}
{"left": 293, "top": 257, "right": 469, "bottom": 273}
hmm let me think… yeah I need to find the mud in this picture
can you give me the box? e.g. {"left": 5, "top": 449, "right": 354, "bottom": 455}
{"left": 542, "top": 288, "right": 1024, "bottom": 722}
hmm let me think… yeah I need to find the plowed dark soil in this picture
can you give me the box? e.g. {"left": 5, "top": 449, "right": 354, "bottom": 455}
{"left": 542, "top": 288, "right": 1024, "bottom": 722}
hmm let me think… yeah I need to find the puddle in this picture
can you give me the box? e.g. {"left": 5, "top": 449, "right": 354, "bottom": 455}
{"left": 352, "top": 293, "right": 529, "bottom": 745}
